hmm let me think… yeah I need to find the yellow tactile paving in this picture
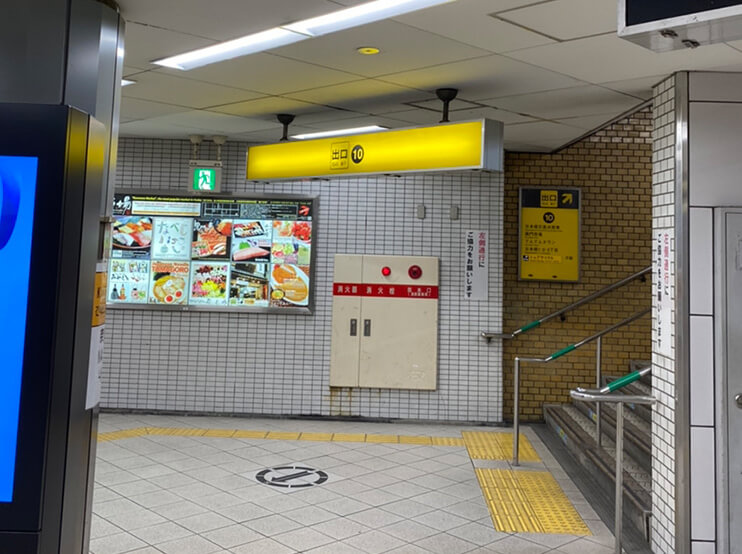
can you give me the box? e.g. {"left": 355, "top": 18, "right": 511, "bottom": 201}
{"left": 332, "top": 433, "right": 366, "bottom": 442}
{"left": 299, "top": 432, "right": 334, "bottom": 441}
{"left": 475, "top": 468, "right": 591, "bottom": 535}
{"left": 462, "top": 431, "right": 541, "bottom": 462}
{"left": 98, "top": 426, "right": 467, "bottom": 448}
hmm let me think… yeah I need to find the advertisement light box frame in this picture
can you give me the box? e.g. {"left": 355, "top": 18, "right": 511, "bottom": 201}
{"left": 108, "top": 190, "right": 318, "bottom": 315}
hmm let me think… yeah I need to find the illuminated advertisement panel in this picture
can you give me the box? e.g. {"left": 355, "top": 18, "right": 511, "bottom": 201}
{"left": 109, "top": 192, "right": 315, "bottom": 314}
{"left": 0, "top": 157, "right": 38, "bottom": 502}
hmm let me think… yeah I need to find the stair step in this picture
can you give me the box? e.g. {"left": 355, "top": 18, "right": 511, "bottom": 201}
{"left": 544, "top": 403, "right": 652, "bottom": 537}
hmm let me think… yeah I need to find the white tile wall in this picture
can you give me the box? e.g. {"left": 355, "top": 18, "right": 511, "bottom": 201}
{"left": 691, "top": 541, "right": 716, "bottom": 554}
{"left": 652, "top": 75, "right": 678, "bottom": 554}
{"left": 102, "top": 138, "right": 504, "bottom": 423}
{"left": 689, "top": 208, "right": 714, "bottom": 316}
{"left": 690, "top": 316, "right": 714, "bottom": 428}
{"left": 690, "top": 426, "right": 716, "bottom": 541}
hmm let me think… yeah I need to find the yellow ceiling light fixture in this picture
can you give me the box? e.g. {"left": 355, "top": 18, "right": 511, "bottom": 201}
{"left": 357, "top": 46, "right": 381, "bottom": 55}
{"left": 153, "top": 0, "right": 455, "bottom": 70}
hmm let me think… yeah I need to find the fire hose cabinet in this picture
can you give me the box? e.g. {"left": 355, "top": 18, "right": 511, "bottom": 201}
{"left": 330, "top": 254, "right": 439, "bottom": 390}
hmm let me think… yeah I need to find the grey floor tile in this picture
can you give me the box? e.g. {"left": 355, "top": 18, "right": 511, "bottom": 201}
{"left": 214, "top": 501, "right": 273, "bottom": 523}
{"left": 312, "top": 517, "right": 370, "bottom": 540}
{"left": 306, "top": 542, "right": 366, "bottom": 554}
{"left": 486, "top": 535, "right": 552, "bottom": 554}
{"left": 447, "top": 521, "right": 509, "bottom": 546}
{"left": 106, "top": 508, "right": 167, "bottom": 531}
{"left": 231, "top": 538, "right": 294, "bottom": 554}
{"left": 343, "top": 530, "right": 406, "bottom": 554}
{"left": 89, "top": 532, "right": 147, "bottom": 554}
{"left": 381, "top": 499, "right": 435, "bottom": 518}
{"left": 413, "top": 532, "right": 479, "bottom": 554}
{"left": 90, "top": 515, "right": 123, "bottom": 540}
{"left": 347, "top": 508, "right": 404, "bottom": 529}
{"left": 157, "top": 534, "right": 222, "bottom": 554}
{"left": 382, "top": 520, "right": 439, "bottom": 542}
{"left": 412, "top": 509, "right": 469, "bottom": 532}
{"left": 129, "top": 490, "right": 182, "bottom": 509}
{"left": 274, "top": 527, "right": 335, "bottom": 551}
{"left": 283, "top": 505, "right": 338, "bottom": 526}
{"left": 176, "top": 512, "right": 234, "bottom": 534}
{"left": 201, "top": 523, "right": 263, "bottom": 549}
{"left": 319, "top": 496, "right": 372, "bottom": 516}
{"left": 151, "top": 500, "right": 209, "bottom": 521}
{"left": 129, "top": 521, "right": 192, "bottom": 545}
{"left": 244, "top": 514, "right": 302, "bottom": 536}
{"left": 443, "top": 501, "right": 492, "bottom": 521}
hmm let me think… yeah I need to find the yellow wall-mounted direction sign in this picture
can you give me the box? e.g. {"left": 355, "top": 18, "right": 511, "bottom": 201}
{"left": 246, "top": 120, "right": 503, "bottom": 180}
{"left": 519, "top": 187, "right": 581, "bottom": 282}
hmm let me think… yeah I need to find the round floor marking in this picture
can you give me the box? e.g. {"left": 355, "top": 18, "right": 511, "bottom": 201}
{"left": 256, "top": 466, "right": 328, "bottom": 488}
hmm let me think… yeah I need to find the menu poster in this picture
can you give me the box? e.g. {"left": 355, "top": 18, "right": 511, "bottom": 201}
{"left": 271, "top": 221, "right": 312, "bottom": 266}
{"left": 270, "top": 264, "right": 310, "bottom": 308}
{"left": 192, "top": 219, "right": 232, "bottom": 259}
{"left": 109, "top": 260, "right": 150, "bottom": 303}
{"left": 190, "top": 262, "right": 229, "bottom": 305}
{"left": 229, "top": 263, "right": 269, "bottom": 307}
{"left": 149, "top": 261, "right": 189, "bottom": 305}
{"left": 152, "top": 217, "right": 191, "bottom": 260}
{"left": 232, "top": 220, "right": 272, "bottom": 262}
{"left": 111, "top": 216, "right": 152, "bottom": 259}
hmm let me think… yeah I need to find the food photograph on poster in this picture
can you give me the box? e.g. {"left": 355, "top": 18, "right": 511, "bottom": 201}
{"left": 107, "top": 192, "right": 315, "bottom": 313}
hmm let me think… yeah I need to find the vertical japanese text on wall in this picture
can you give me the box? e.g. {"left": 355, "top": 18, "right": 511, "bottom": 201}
{"left": 519, "top": 187, "right": 581, "bottom": 281}
{"left": 654, "top": 229, "right": 673, "bottom": 357}
{"left": 464, "top": 230, "right": 488, "bottom": 300}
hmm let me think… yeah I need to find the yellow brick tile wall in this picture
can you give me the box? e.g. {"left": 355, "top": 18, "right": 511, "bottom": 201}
{"left": 502, "top": 109, "right": 652, "bottom": 422}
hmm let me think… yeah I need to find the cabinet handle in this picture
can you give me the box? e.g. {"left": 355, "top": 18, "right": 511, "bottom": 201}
{"left": 350, "top": 319, "right": 357, "bottom": 336}
{"left": 364, "top": 319, "right": 371, "bottom": 337}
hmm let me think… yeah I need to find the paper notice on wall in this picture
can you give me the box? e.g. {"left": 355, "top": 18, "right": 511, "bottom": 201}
{"left": 654, "top": 229, "right": 674, "bottom": 357}
{"left": 86, "top": 325, "right": 104, "bottom": 410}
{"left": 465, "top": 230, "right": 488, "bottom": 300}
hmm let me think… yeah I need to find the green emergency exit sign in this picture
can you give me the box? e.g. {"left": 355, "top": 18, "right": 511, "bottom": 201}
{"left": 193, "top": 167, "right": 216, "bottom": 191}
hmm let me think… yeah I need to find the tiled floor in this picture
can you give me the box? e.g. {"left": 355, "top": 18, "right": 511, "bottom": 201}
{"left": 91, "top": 414, "right": 619, "bottom": 554}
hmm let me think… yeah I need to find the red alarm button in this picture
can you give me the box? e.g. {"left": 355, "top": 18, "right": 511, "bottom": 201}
{"left": 408, "top": 265, "right": 422, "bottom": 279}
{"left": 381, "top": 266, "right": 392, "bottom": 277}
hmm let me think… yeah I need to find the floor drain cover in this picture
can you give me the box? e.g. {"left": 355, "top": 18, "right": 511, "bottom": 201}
{"left": 256, "top": 466, "right": 328, "bottom": 489}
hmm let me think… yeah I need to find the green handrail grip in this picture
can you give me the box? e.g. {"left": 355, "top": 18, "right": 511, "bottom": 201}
{"left": 519, "top": 320, "right": 541, "bottom": 333}
{"left": 549, "top": 344, "right": 576, "bottom": 360}
{"left": 606, "top": 370, "right": 642, "bottom": 392}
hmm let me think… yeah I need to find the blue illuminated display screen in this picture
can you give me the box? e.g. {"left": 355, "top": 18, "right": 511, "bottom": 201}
{"left": 0, "top": 156, "right": 38, "bottom": 503}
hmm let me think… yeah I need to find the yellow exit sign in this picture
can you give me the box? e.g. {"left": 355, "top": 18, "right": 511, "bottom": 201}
{"left": 245, "top": 120, "right": 503, "bottom": 180}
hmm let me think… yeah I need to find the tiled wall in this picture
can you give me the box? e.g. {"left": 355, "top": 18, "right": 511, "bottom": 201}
{"left": 103, "top": 138, "right": 504, "bottom": 422}
{"left": 502, "top": 109, "right": 653, "bottom": 422}
{"left": 651, "top": 75, "right": 677, "bottom": 554}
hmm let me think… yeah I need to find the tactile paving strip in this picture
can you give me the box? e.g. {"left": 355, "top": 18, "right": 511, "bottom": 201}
{"left": 475, "top": 468, "right": 591, "bottom": 535}
{"left": 98, "top": 427, "right": 465, "bottom": 447}
{"left": 462, "top": 431, "right": 541, "bottom": 462}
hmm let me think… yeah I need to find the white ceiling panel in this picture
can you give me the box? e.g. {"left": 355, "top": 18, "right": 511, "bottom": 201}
{"left": 504, "top": 120, "right": 585, "bottom": 150}
{"left": 122, "top": 22, "right": 216, "bottom": 69}
{"left": 552, "top": 113, "right": 624, "bottom": 131}
{"left": 387, "top": 107, "right": 536, "bottom": 125}
{"left": 286, "top": 79, "right": 428, "bottom": 113}
{"left": 120, "top": 97, "right": 193, "bottom": 122}
{"left": 209, "top": 97, "right": 326, "bottom": 118}
{"left": 146, "top": 111, "right": 278, "bottom": 135}
{"left": 119, "top": 119, "right": 215, "bottom": 138}
{"left": 483, "top": 85, "right": 641, "bottom": 119}
{"left": 274, "top": 20, "right": 490, "bottom": 78}
{"left": 118, "top": 0, "right": 347, "bottom": 41}
{"left": 379, "top": 55, "right": 582, "bottom": 100}
{"left": 122, "top": 71, "right": 264, "bottom": 108}
{"left": 507, "top": 34, "right": 742, "bottom": 83}
{"left": 162, "top": 53, "right": 360, "bottom": 95}
{"left": 288, "top": 109, "right": 378, "bottom": 126}
{"left": 497, "top": 0, "right": 616, "bottom": 41}
{"left": 232, "top": 125, "right": 321, "bottom": 144}
{"left": 598, "top": 75, "right": 663, "bottom": 100}
{"left": 393, "top": 3, "right": 555, "bottom": 53}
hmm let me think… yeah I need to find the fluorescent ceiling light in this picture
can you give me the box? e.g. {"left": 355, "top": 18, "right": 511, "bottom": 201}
{"left": 153, "top": 0, "right": 455, "bottom": 70}
{"left": 284, "top": 0, "right": 454, "bottom": 37}
{"left": 153, "top": 28, "right": 306, "bottom": 70}
{"left": 121, "top": 79, "right": 137, "bottom": 86}
{"left": 291, "top": 125, "right": 389, "bottom": 140}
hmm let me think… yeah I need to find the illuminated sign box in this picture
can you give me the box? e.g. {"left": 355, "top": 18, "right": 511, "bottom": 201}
{"left": 189, "top": 160, "right": 222, "bottom": 192}
{"left": 245, "top": 119, "right": 503, "bottom": 181}
{"left": 619, "top": 0, "right": 742, "bottom": 51}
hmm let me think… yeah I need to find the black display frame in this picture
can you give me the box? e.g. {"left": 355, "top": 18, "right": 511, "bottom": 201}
{"left": 107, "top": 189, "right": 318, "bottom": 315}
{"left": 625, "top": 0, "right": 742, "bottom": 26}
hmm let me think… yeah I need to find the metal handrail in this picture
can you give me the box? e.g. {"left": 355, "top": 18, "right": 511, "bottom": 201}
{"left": 481, "top": 266, "right": 650, "bottom": 342}
{"left": 571, "top": 387, "right": 656, "bottom": 554}
{"left": 512, "top": 307, "right": 650, "bottom": 467}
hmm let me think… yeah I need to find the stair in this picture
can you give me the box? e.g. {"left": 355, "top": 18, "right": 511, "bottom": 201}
{"left": 543, "top": 369, "right": 653, "bottom": 544}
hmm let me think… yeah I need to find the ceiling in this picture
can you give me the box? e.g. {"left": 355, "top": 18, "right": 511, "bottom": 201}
{"left": 118, "top": 0, "right": 742, "bottom": 151}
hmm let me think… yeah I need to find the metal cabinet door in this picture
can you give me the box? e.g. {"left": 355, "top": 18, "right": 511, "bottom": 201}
{"left": 358, "top": 255, "right": 438, "bottom": 390}
{"left": 329, "top": 255, "right": 363, "bottom": 387}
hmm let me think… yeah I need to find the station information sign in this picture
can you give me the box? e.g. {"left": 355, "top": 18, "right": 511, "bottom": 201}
{"left": 109, "top": 192, "right": 315, "bottom": 314}
{"left": 519, "top": 188, "right": 581, "bottom": 282}
{"left": 0, "top": 156, "right": 38, "bottom": 502}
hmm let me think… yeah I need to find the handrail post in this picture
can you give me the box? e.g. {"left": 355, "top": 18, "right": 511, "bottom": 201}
{"left": 614, "top": 402, "right": 624, "bottom": 554}
{"left": 513, "top": 357, "right": 520, "bottom": 466}
{"left": 596, "top": 336, "right": 602, "bottom": 448}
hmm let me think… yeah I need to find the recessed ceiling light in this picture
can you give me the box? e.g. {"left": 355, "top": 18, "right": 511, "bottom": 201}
{"left": 291, "top": 125, "right": 389, "bottom": 140}
{"left": 153, "top": 0, "right": 455, "bottom": 70}
{"left": 357, "top": 46, "right": 381, "bottom": 55}
{"left": 121, "top": 79, "right": 137, "bottom": 86}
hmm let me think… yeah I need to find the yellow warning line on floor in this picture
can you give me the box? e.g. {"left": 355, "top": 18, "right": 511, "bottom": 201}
{"left": 476, "top": 468, "right": 591, "bottom": 535}
{"left": 97, "top": 427, "right": 465, "bottom": 447}
{"left": 462, "top": 431, "right": 541, "bottom": 462}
